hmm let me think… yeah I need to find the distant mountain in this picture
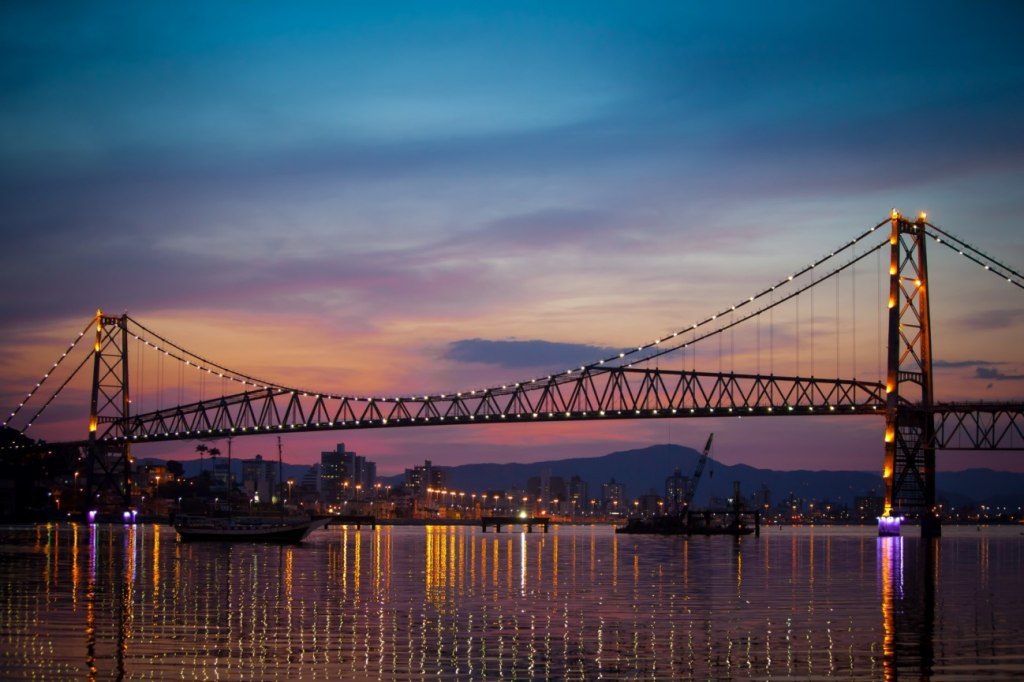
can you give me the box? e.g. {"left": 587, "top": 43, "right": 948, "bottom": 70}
{"left": 141, "top": 446, "right": 1024, "bottom": 509}
{"left": 380, "top": 444, "right": 1024, "bottom": 509}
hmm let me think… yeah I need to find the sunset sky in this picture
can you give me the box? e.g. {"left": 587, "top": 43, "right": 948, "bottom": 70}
{"left": 2, "top": 3, "right": 1023, "bottom": 474}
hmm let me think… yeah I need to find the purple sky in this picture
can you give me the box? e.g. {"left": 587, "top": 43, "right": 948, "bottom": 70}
{"left": 2, "top": 3, "right": 1023, "bottom": 474}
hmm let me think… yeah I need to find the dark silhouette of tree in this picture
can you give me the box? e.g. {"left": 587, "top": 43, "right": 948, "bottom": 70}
{"left": 195, "top": 444, "right": 208, "bottom": 474}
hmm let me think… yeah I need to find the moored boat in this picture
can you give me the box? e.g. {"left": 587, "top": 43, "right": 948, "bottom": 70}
{"left": 173, "top": 514, "right": 330, "bottom": 543}
{"left": 615, "top": 514, "right": 755, "bottom": 535}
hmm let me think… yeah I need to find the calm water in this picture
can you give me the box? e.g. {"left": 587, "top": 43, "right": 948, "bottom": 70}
{"left": 0, "top": 523, "right": 1021, "bottom": 680}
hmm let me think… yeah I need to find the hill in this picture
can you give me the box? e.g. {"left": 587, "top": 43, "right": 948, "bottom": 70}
{"left": 381, "top": 444, "right": 1024, "bottom": 509}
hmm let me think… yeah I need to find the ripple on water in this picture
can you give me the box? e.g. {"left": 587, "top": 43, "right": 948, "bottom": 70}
{"left": 0, "top": 523, "right": 1021, "bottom": 680}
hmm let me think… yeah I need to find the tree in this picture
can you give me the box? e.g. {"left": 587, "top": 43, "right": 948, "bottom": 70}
{"left": 166, "top": 460, "right": 184, "bottom": 479}
{"left": 208, "top": 447, "right": 222, "bottom": 486}
{"left": 195, "top": 444, "right": 208, "bottom": 474}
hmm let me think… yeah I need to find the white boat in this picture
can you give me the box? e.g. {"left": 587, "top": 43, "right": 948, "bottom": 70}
{"left": 173, "top": 514, "right": 330, "bottom": 543}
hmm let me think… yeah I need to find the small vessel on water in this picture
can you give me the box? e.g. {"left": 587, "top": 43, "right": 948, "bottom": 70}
{"left": 615, "top": 511, "right": 758, "bottom": 536}
{"left": 174, "top": 436, "right": 328, "bottom": 543}
{"left": 615, "top": 433, "right": 760, "bottom": 536}
{"left": 173, "top": 514, "right": 330, "bottom": 543}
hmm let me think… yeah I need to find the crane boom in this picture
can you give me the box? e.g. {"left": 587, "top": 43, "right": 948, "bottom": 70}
{"left": 683, "top": 433, "right": 714, "bottom": 508}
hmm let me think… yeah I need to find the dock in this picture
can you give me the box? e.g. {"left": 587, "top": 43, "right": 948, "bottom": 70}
{"left": 324, "top": 514, "right": 376, "bottom": 529}
{"left": 481, "top": 516, "right": 550, "bottom": 533}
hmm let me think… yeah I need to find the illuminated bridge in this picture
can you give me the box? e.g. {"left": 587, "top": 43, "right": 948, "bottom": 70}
{"left": 4, "top": 211, "right": 1023, "bottom": 536}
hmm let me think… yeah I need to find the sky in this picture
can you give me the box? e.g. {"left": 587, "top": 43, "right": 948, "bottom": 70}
{"left": 2, "top": 2, "right": 1023, "bottom": 475}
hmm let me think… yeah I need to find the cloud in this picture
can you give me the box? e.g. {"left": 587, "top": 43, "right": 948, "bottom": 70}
{"left": 934, "top": 359, "right": 1003, "bottom": 368}
{"left": 975, "top": 367, "right": 1024, "bottom": 381}
{"left": 444, "top": 338, "right": 619, "bottom": 370}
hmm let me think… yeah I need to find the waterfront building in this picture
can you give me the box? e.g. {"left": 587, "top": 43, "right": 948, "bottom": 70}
{"left": 320, "top": 444, "right": 376, "bottom": 504}
{"left": 664, "top": 468, "right": 689, "bottom": 514}
{"left": 601, "top": 478, "right": 626, "bottom": 514}
{"left": 242, "top": 454, "right": 277, "bottom": 502}
{"left": 569, "top": 476, "right": 588, "bottom": 515}
{"left": 404, "top": 460, "right": 446, "bottom": 499}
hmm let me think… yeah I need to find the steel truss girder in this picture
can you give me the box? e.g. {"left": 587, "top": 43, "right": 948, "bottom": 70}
{"left": 101, "top": 368, "right": 888, "bottom": 444}
{"left": 929, "top": 403, "right": 1024, "bottom": 450}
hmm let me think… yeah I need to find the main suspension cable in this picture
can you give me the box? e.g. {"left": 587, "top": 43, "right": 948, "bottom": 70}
{"left": 3, "top": 318, "right": 93, "bottom": 429}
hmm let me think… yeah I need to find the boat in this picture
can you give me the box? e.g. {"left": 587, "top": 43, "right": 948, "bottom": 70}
{"left": 615, "top": 514, "right": 756, "bottom": 536}
{"left": 173, "top": 514, "right": 330, "bottom": 543}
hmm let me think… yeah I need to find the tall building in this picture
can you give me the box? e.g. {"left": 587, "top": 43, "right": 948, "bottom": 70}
{"left": 242, "top": 454, "right": 277, "bottom": 502}
{"left": 568, "top": 476, "right": 588, "bottom": 514}
{"left": 665, "top": 468, "right": 690, "bottom": 514}
{"left": 601, "top": 478, "right": 625, "bottom": 514}
{"left": 403, "top": 460, "right": 445, "bottom": 499}
{"left": 527, "top": 471, "right": 567, "bottom": 511}
{"left": 320, "top": 444, "right": 376, "bottom": 504}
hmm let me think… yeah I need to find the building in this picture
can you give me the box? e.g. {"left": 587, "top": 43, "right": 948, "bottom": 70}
{"left": 242, "top": 454, "right": 277, "bottom": 502}
{"left": 527, "top": 471, "right": 567, "bottom": 511}
{"left": 601, "top": 478, "right": 626, "bottom": 514}
{"left": 403, "top": 460, "right": 446, "bottom": 499}
{"left": 664, "top": 468, "right": 689, "bottom": 514}
{"left": 320, "top": 444, "right": 376, "bottom": 505}
{"left": 568, "top": 475, "right": 588, "bottom": 515}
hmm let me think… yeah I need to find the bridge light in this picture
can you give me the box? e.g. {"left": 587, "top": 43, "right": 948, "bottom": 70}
{"left": 918, "top": 211, "right": 927, "bottom": 222}
{"left": 891, "top": 208, "right": 900, "bottom": 219}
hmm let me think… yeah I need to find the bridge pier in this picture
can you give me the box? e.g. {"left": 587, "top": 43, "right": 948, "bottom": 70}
{"left": 877, "top": 515, "right": 903, "bottom": 537}
{"left": 920, "top": 512, "right": 942, "bottom": 538}
{"left": 878, "top": 513, "right": 942, "bottom": 538}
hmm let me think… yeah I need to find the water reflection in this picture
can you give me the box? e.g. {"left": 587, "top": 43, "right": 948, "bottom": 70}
{"left": 0, "top": 525, "right": 1022, "bottom": 679}
{"left": 879, "top": 534, "right": 945, "bottom": 681}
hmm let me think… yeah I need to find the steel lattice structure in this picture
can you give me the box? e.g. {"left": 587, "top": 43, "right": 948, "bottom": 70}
{"left": 99, "top": 369, "right": 889, "bottom": 444}
{"left": 929, "top": 403, "right": 1024, "bottom": 450}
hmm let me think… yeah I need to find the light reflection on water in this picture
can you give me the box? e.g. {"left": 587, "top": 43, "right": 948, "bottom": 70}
{"left": 0, "top": 524, "right": 1022, "bottom": 680}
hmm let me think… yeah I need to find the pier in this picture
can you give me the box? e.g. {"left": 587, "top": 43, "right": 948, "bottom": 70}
{"left": 324, "top": 514, "right": 376, "bottom": 529}
{"left": 481, "top": 516, "right": 549, "bottom": 533}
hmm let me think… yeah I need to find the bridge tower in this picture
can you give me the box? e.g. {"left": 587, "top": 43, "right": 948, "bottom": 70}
{"left": 83, "top": 310, "right": 134, "bottom": 516}
{"left": 881, "top": 210, "right": 939, "bottom": 537}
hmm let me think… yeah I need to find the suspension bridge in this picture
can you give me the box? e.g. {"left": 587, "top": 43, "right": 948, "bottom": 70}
{"left": 3, "top": 211, "right": 1023, "bottom": 536}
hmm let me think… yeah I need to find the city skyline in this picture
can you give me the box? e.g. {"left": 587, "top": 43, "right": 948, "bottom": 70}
{"left": 3, "top": 4, "right": 1023, "bottom": 474}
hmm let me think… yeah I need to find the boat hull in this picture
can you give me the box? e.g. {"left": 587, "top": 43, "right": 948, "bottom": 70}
{"left": 173, "top": 517, "right": 330, "bottom": 543}
{"left": 615, "top": 516, "right": 755, "bottom": 536}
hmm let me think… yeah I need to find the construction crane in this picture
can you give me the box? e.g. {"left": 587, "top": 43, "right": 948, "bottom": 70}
{"left": 682, "top": 433, "right": 714, "bottom": 509}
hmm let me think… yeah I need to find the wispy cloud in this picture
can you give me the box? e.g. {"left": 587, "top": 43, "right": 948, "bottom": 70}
{"left": 445, "top": 338, "right": 619, "bottom": 370}
{"left": 934, "top": 359, "right": 1003, "bottom": 368}
{"left": 976, "top": 367, "right": 1024, "bottom": 381}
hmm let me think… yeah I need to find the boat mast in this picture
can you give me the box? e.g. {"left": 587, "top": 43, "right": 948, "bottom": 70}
{"left": 277, "top": 436, "right": 284, "bottom": 516}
